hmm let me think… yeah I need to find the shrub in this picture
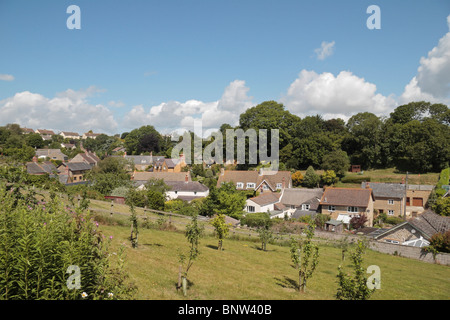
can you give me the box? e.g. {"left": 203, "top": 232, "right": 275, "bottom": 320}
{"left": 0, "top": 184, "right": 136, "bottom": 300}
{"left": 240, "top": 212, "right": 271, "bottom": 228}
{"left": 428, "top": 231, "right": 450, "bottom": 253}
{"left": 341, "top": 176, "right": 371, "bottom": 184}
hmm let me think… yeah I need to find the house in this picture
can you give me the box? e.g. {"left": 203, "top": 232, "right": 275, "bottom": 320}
{"left": 82, "top": 132, "right": 102, "bottom": 140}
{"left": 164, "top": 180, "right": 209, "bottom": 201}
{"left": 279, "top": 188, "right": 323, "bottom": 217}
{"left": 21, "top": 128, "right": 34, "bottom": 134}
{"left": 361, "top": 182, "right": 434, "bottom": 218}
{"left": 112, "top": 146, "right": 126, "bottom": 154}
{"left": 245, "top": 192, "right": 283, "bottom": 214}
{"left": 120, "top": 154, "right": 154, "bottom": 171}
{"left": 58, "top": 162, "right": 92, "bottom": 184}
{"left": 70, "top": 152, "right": 100, "bottom": 168}
{"left": 35, "top": 129, "right": 55, "bottom": 141}
{"left": 60, "top": 131, "right": 80, "bottom": 140}
{"left": 373, "top": 210, "right": 450, "bottom": 247}
{"left": 350, "top": 165, "right": 361, "bottom": 173}
{"left": 61, "top": 143, "right": 76, "bottom": 150}
{"left": 35, "top": 149, "right": 68, "bottom": 162}
{"left": 319, "top": 187, "right": 375, "bottom": 227}
{"left": 361, "top": 182, "right": 405, "bottom": 218}
{"left": 406, "top": 184, "right": 434, "bottom": 217}
{"left": 154, "top": 154, "right": 186, "bottom": 173}
{"left": 26, "top": 158, "right": 58, "bottom": 176}
{"left": 217, "top": 168, "right": 292, "bottom": 192}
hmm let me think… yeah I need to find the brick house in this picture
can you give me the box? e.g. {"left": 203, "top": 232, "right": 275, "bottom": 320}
{"left": 70, "top": 152, "right": 100, "bottom": 168}
{"left": 373, "top": 210, "right": 450, "bottom": 247}
{"left": 58, "top": 162, "right": 92, "bottom": 184}
{"left": 319, "top": 187, "right": 375, "bottom": 227}
{"left": 361, "top": 182, "right": 434, "bottom": 218}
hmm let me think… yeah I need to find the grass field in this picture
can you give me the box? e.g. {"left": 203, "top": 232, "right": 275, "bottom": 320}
{"left": 99, "top": 221, "right": 450, "bottom": 300}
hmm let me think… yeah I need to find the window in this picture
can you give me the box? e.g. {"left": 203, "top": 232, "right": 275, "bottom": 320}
{"left": 384, "top": 239, "right": 399, "bottom": 244}
{"left": 347, "top": 206, "right": 358, "bottom": 213}
{"left": 388, "top": 199, "right": 394, "bottom": 205}
{"left": 276, "top": 183, "right": 282, "bottom": 189}
{"left": 290, "top": 205, "right": 296, "bottom": 210}
{"left": 301, "top": 204, "right": 310, "bottom": 211}
{"left": 73, "top": 176, "right": 77, "bottom": 181}
{"left": 236, "top": 182, "right": 244, "bottom": 189}
{"left": 328, "top": 205, "right": 335, "bottom": 212}
{"left": 388, "top": 210, "right": 394, "bottom": 216}
{"left": 247, "top": 206, "right": 255, "bottom": 213}
{"left": 262, "top": 184, "right": 269, "bottom": 190}
{"left": 246, "top": 182, "right": 255, "bottom": 189}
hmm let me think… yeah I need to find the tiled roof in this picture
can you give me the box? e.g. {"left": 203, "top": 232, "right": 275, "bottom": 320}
{"left": 65, "top": 162, "right": 92, "bottom": 172}
{"left": 408, "top": 210, "right": 450, "bottom": 238}
{"left": 133, "top": 171, "right": 191, "bottom": 182}
{"left": 217, "top": 170, "right": 292, "bottom": 191}
{"left": 26, "top": 162, "right": 57, "bottom": 175}
{"left": 320, "top": 187, "right": 373, "bottom": 207}
{"left": 248, "top": 192, "right": 281, "bottom": 206}
{"left": 280, "top": 188, "right": 323, "bottom": 207}
{"left": 61, "top": 131, "right": 79, "bottom": 136}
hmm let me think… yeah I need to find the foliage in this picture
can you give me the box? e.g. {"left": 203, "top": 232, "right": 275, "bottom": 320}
{"left": 321, "top": 150, "right": 350, "bottom": 177}
{"left": 211, "top": 213, "right": 231, "bottom": 251}
{"left": 302, "top": 166, "right": 320, "bottom": 188}
{"left": 124, "top": 125, "right": 163, "bottom": 155}
{"left": 336, "top": 240, "right": 375, "bottom": 300}
{"left": 291, "top": 171, "right": 303, "bottom": 187}
{"left": 240, "top": 212, "right": 271, "bottom": 228}
{"left": 321, "top": 170, "right": 338, "bottom": 186}
{"left": 289, "top": 223, "right": 320, "bottom": 292}
{"left": 432, "top": 197, "right": 450, "bottom": 217}
{"left": 0, "top": 183, "right": 136, "bottom": 300}
{"left": 349, "top": 214, "right": 368, "bottom": 230}
{"left": 425, "top": 231, "right": 450, "bottom": 253}
{"left": 257, "top": 219, "right": 273, "bottom": 251}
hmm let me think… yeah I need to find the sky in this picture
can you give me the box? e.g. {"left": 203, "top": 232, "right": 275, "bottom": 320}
{"left": 0, "top": 0, "right": 449, "bottom": 136}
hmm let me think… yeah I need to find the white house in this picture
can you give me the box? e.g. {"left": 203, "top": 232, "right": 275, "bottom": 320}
{"left": 60, "top": 131, "right": 80, "bottom": 140}
{"left": 245, "top": 192, "right": 284, "bottom": 214}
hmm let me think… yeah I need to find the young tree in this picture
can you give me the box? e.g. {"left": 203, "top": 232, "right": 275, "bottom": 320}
{"left": 211, "top": 213, "right": 231, "bottom": 251}
{"left": 336, "top": 240, "right": 375, "bottom": 300}
{"left": 321, "top": 150, "right": 350, "bottom": 177}
{"left": 178, "top": 214, "right": 204, "bottom": 296}
{"left": 289, "top": 223, "right": 320, "bottom": 292}
{"left": 257, "top": 219, "right": 273, "bottom": 251}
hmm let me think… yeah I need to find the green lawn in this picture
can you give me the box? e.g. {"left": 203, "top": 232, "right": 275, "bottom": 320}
{"left": 100, "top": 223, "right": 450, "bottom": 300}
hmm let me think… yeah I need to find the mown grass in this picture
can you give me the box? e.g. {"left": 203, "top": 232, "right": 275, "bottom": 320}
{"left": 101, "top": 223, "right": 450, "bottom": 300}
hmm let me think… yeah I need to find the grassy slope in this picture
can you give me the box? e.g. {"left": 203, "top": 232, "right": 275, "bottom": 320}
{"left": 101, "top": 224, "right": 450, "bottom": 300}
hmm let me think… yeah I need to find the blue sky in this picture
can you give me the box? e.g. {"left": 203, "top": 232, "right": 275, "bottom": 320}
{"left": 0, "top": 0, "right": 449, "bottom": 135}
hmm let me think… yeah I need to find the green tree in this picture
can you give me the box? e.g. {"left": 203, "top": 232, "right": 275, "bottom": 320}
{"left": 289, "top": 223, "right": 320, "bottom": 293}
{"left": 321, "top": 170, "right": 338, "bottom": 186}
{"left": 302, "top": 166, "right": 320, "bottom": 188}
{"left": 124, "top": 125, "right": 162, "bottom": 155}
{"left": 336, "top": 240, "right": 375, "bottom": 300}
{"left": 321, "top": 150, "right": 350, "bottom": 177}
{"left": 146, "top": 190, "right": 165, "bottom": 211}
{"left": 432, "top": 197, "right": 450, "bottom": 216}
{"left": 211, "top": 213, "right": 231, "bottom": 251}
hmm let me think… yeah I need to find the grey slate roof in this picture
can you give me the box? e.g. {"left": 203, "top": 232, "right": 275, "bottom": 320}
{"left": 26, "top": 162, "right": 57, "bottom": 175}
{"left": 361, "top": 182, "right": 405, "bottom": 199}
{"left": 408, "top": 210, "right": 450, "bottom": 238}
{"left": 165, "top": 181, "right": 209, "bottom": 192}
{"left": 65, "top": 162, "right": 92, "bottom": 172}
{"left": 291, "top": 210, "right": 318, "bottom": 220}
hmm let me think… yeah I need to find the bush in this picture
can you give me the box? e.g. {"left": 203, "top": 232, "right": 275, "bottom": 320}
{"left": 385, "top": 216, "right": 404, "bottom": 225}
{"left": 241, "top": 212, "right": 271, "bottom": 228}
{"left": 0, "top": 184, "right": 136, "bottom": 300}
{"left": 340, "top": 176, "right": 371, "bottom": 184}
{"left": 428, "top": 231, "right": 450, "bottom": 253}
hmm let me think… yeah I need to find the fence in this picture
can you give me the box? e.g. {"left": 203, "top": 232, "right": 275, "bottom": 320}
{"left": 90, "top": 205, "right": 450, "bottom": 266}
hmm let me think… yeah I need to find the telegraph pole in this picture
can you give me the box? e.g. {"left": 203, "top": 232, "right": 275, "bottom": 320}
{"left": 404, "top": 171, "right": 408, "bottom": 220}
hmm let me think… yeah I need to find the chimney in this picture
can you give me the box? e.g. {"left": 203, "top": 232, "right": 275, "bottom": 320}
{"left": 282, "top": 177, "right": 285, "bottom": 189}
{"left": 32, "top": 156, "right": 38, "bottom": 163}
{"left": 185, "top": 172, "right": 189, "bottom": 183}
{"left": 259, "top": 168, "right": 263, "bottom": 176}
{"left": 365, "top": 182, "right": 370, "bottom": 189}
{"left": 180, "top": 152, "right": 185, "bottom": 164}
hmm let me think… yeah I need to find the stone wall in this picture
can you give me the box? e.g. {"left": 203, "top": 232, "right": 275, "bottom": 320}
{"left": 314, "top": 230, "right": 450, "bottom": 266}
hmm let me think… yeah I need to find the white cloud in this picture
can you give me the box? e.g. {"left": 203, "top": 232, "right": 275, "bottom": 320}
{"left": 281, "top": 69, "right": 397, "bottom": 119}
{"left": 122, "top": 80, "right": 254, "bottom": 135}
{"left": 314, "top": 41, "right": 335, "bottom": 60}
{"left": 0, "top": 86, "right": 118, "bottom": 134}
{"left": 400, "top": 14, "right": 450, "bottom": 104}
{"left": 0, "top": 74, "right": 14, "bottom": 81}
